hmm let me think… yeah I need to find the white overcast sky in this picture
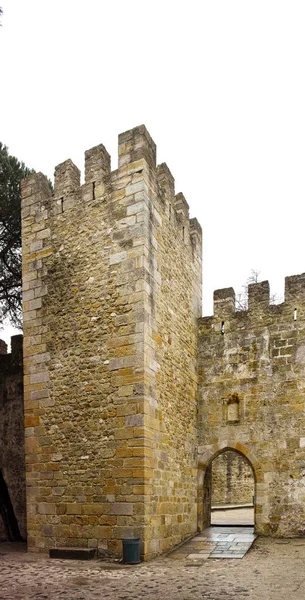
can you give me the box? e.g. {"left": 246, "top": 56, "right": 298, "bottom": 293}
{"left": 1, "top": 0, "right": 305, "bottom": 347}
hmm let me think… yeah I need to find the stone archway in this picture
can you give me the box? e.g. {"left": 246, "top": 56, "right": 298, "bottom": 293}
{"left": 198, "top": 441, "right": 264, "bottom": 533}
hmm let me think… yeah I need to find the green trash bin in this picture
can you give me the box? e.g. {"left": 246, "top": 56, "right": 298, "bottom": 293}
{"left": 122, "top": 537, "right": 140, "bottom": 564}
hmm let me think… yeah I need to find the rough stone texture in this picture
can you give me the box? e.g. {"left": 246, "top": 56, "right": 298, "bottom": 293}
{"left": 142, "top": 165, "right": 202, "bottom": 555}
{"left": 198, "top": 275, "right": 305, "bottom": 536}
{"left": 2, "top": 537, "right": 305, "bottom": 600}
{"left": 0, "top": 335, "right": 26, "bottom": 539}
{"left": 212, "top": 451, "right": 254, "bottom": 505}
{"left": 21, "top": 126, "right": 202, "bottom": 558}
{"left": 19, "top": 124, "right": 305, "bottom": 557}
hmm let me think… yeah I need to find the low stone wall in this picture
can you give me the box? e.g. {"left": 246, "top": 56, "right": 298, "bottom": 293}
{"left": 212, "top": 451, "right": 254, "bottom": 505}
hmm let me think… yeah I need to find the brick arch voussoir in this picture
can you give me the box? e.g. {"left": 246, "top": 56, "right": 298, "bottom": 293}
{"left": 198, "top": 439, "right": 263, "bottom": 482}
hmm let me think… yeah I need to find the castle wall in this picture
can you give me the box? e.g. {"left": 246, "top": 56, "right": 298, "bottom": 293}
{"left": 21, "top": 126, "right": 201, "bottom": 557}
{"left": 19, "top": 123, "right": 305, "bottom": 547}
{"left": 140, "top": 164, "right": 202, "bottom": 555}
{"left": 211, "top": 451, "right": 254, "bottom": 505}
{"left": 198, "top": 276, "right": 305, "bottom": 536}
{"left": 0, "top": 335, "right": 26, "bottom": 539}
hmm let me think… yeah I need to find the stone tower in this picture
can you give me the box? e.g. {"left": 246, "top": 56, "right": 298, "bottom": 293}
{"left": 21, "top": 125, "right": 202, "bottom": 558}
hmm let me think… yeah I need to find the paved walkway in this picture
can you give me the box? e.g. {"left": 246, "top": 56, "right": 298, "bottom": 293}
{"left": 169, "top": 526, "right": 257, "bottom": 563}
{"left": 211, "top": 506, "right": 254, "bottom": 526}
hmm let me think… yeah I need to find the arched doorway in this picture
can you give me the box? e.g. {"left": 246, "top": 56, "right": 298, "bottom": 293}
{"left": 211, "top": 450, "right": 254, "bottom": 525}
{"left": 199, "top": 445, "right": 257, "bottom": 531}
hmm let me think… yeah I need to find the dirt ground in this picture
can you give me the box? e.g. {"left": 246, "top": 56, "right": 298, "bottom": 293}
{"left": 1, "top": 535, "right": 305, "bottom": 600}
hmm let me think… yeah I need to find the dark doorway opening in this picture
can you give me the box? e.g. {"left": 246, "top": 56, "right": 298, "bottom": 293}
{"left": 0, "top": 469, "right": 22, "bottom": 542}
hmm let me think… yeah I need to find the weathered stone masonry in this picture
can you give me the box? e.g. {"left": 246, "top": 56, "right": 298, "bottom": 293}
{"left": 21, "top": 126, "right": 202, "bottom": 558}
{"left": 211, "top": 451, "right": 254, "bottom": 505}
{"left": 198, "top": 277, "right": 305, "bottom": 536}
{"left": 18, "top": 124, "right": 305, "bottom": 557}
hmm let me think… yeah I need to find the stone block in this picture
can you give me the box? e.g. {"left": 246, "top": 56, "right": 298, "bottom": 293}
{"left": 110, "top": 503, "right": 134, "bottom": 515}
{"left": 49, "top": 547, "right": 96, "bottom": 560}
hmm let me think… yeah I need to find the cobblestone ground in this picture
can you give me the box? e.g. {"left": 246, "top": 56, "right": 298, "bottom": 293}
{"left": 1, "top": 536, "right": 305, "bottom": 600}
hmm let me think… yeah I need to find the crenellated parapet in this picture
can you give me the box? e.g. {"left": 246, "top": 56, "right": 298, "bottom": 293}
{"left": 21, "top": 125, "right": 201, "bottom": 256}
{"left": 0, "top": 335, "right": 23, "bottom": 411}
{"left": 285, "top": 272, "right": 305, "bottom": 304}
{"left": 174, "top": 192, "right": 189, "bottom": 221}
{"left": 157, "top": 162, "right": 175, "bottom": 197}
{"left": 0, "top": 339, "right": 7, "bottom": 355}
{"left": 118, "top": 124, "right": 156, "bottom": 170}
{"left": 200, "top": 273, "right": 305, "bottom": 334}
{"left": 0, "top": 335, "right": 23, "bottom": 367}
{"left": 54, "top": 159, "right": 81, "bottom": 198}
{"left": 156, "top": 163, "right": 201, "bottom": 250}
{"left": 213, "top": 287, "right": 235, "bottom": 319}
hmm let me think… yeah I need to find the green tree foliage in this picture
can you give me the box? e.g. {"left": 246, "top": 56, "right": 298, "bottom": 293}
{"left": 0, "top": 143, "right": 34, "bottom": 328}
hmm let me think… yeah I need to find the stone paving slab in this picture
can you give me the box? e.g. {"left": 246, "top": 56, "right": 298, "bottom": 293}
{"left": 168, "top": 526, "right": 257, "bottom": 562}
{"left": 211, "top": 553, "right": 246, "bottom": 559}
{"left": 209, "top": 527, "right": 253, "bottom": 535}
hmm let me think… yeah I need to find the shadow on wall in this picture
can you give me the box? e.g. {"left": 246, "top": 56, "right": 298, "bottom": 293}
{"left": 0, "top": 470, "right": 22, "bottom": 541}
{"left": 0, "top": 335, "right": 26, "bottom": 541}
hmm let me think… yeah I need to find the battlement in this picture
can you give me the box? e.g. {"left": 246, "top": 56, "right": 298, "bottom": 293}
{"left": 284, "top": 272, "right": 305, "bottom": 303}
{"left": 200, "top": 273, "right": 305, "bottom": 332}
{"left": 157, "top": 163, "right": 175, "bottom": 197}
{"left": 20, "top": 125, "right": 201, "bottom": 248}
{"left": 0, "top": 339, "right": 7, "bottom": 355}
{"left": 0, "top": 335, "right": 23, "bottom": 370}
{"left": 118, "top": 124, "right": 156, "bottom": 169}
